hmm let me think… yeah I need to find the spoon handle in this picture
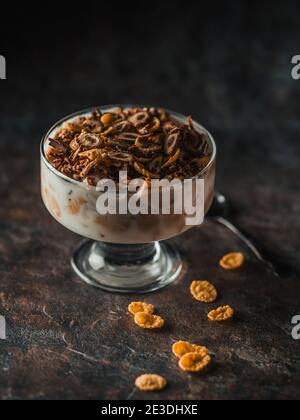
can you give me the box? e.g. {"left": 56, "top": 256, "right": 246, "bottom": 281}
{"left": 214, "top": 217, "right": 294, "bottom": 277}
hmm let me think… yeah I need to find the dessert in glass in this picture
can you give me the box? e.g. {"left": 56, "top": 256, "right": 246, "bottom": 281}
{"left": 41, "top": 106, "right": 216, "bottom": 293}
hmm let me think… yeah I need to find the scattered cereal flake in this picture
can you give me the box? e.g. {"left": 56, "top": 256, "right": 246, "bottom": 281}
{"left": 208, "top": 305, "right": 234, "bottom": 322}
{"left": 134, "top": 312, "right": 164, "bottom": 329}
{"left": 179, "top": 352, "right": 211, "bottom": 373}
{"left": 128, "top": 302, "right": 154, "bottom": 316}
{"left": 220, "top": 252, "right": 245, "bottom": 270}
{"left": 135, "top": 374, "right": 167, "bottom": 391}
{"left": 190, "top": 281, "right": 217, "bottom": 303}
{"left": 172, "top": 341, "right": 209, "bottom": 359}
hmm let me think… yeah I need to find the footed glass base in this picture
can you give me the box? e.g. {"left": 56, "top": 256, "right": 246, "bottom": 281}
{"left": 71, "top": 241, "right": 183, "bottom": 294}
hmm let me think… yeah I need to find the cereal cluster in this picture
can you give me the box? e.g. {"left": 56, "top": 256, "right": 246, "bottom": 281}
{"left": 172, "top": 341, "right": 211, "bottom": 373}
{"left": 128, "top": 302, "right": 164, "bottom": 330}
{"left": 132, "top": 252, "right": 245, "bottom": 390}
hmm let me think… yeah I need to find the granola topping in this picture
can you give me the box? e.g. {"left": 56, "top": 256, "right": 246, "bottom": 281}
{"left": 46, "top": 107, "right": 212, "bottom": 186}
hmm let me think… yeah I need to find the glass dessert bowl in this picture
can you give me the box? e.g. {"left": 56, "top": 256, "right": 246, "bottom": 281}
{"left": 41, "top": 106, "right": 216, "bottom": 293}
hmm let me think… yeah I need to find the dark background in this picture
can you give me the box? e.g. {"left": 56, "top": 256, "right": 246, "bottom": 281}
{"left": 0, "top": 0, "right": 300, "bottom": 400}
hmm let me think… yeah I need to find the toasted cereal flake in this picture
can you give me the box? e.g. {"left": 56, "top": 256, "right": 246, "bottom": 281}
{"left": 128, "top": 302, "right": 154, "bottom": 316}
{"left": 190, "top": 281, "right": 217, "bottom": 303}
{"left": 134, "top": 312, "right": 164, "bottom": 329}
{"left": 220, "top": 252, "right": 245, "bottom": 270}
{"left": 179, "top": 352, "right": 211, "bottom": 373}
{"left": 172, "top": 341, "right": 209, "bottom": 359}
{"left": 135, "top": 374, "right": 167, "bottom": 391}
{"left": 208, "top": 305, "right": 234, "bottom": 322}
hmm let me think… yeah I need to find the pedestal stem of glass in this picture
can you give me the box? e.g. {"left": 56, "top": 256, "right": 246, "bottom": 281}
{"left": 71, "top": 240, "right": 183, "bottom": 294}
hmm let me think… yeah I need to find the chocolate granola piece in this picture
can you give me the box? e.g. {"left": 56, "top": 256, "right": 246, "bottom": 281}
{"left": 48, "top": 138, "right": 67, "bottom": 153}
{"left": 138, "top": 117, "right": 161, "bottom": 135}
{"left": 149, "top": 156, "right": 163, "bottom": 173}
{"left": 164, "top": 131, "right": 181, "bottom": 156}
{"left": 109, "top": 152, "right": 134, "bottom": 164}
{"left": 128, "top": 111, "right": 150, "bottom": 128}
{"left": 112, "top": 120, "right": 135, "bottom": 133}
{"left": 78, "top": 133, "right": 103, "bottom": 148}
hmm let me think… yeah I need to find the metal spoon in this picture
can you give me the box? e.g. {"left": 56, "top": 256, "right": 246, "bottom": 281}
{"left": 207, "top": 192, "right": 295, "bottom": 277}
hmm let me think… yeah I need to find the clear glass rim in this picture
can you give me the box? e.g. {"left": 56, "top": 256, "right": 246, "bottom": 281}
{"left": 40, "top": 105, "right": 217, "bottom": 189}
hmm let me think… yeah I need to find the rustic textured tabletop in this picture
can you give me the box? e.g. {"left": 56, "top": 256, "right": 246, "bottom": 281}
{"left": 0, "top": 2, "right": 300, "bottom": 400}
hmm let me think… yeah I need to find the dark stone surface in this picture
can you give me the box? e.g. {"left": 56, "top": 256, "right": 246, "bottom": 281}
{"left": 0, "top": 1, "right": 300, "bottom": 400}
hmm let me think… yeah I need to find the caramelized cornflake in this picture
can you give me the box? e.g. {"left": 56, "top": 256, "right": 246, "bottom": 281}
{"left": 128, "top": 302, "right": 154, "bottom": 315}
{"left": 134, "top": 312, "right": 164, "bottom": 329}
{"left": 135, "top": 374, "right": 167, "bottom": 391}
{"left": 172, "top": 341, "right": 209, "bottom": 359}
{"left": 46, "top": 107, "right": 212, "bottom": 186}
{"left": 190, "top": 281, "right": 217, "bottom": 303}
{"left": 179, "top": 352, "right": 211, "bottom": 373}
{"left": 208, "top": 305, "right": 234, "bottom": 322}
{"left": 220, "top": 252, "right": 245, "bottom": 270}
